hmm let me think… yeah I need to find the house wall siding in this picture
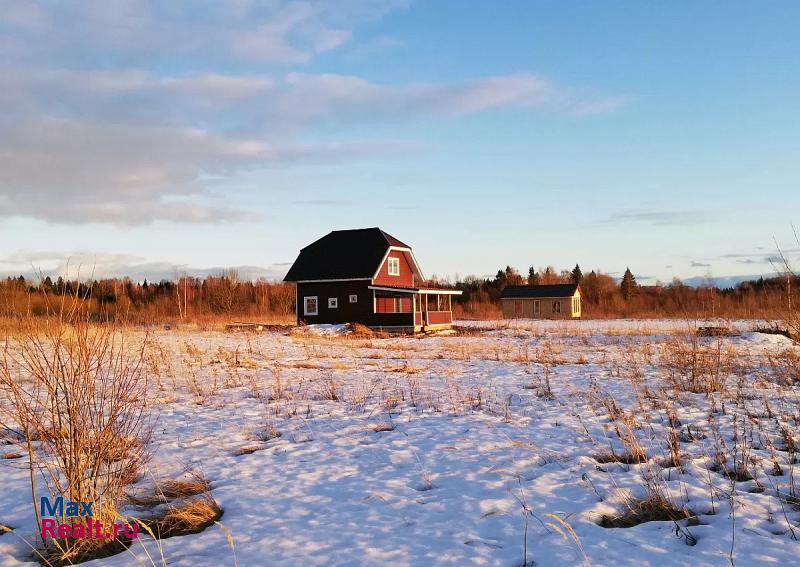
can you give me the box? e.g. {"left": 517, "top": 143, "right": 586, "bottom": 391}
{"left": 296, "top": 280, "right": 373, "bottom": 325}
{"left": 501, "top": 291, "right": 581, "bottom": 319}
{"left": 373, "top": 251, "right": 415, "bottom": 287}
{"left": 295, "top": 281, "right": 417, "bottom": 327}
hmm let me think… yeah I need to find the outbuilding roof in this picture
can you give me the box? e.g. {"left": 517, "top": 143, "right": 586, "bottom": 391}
{"left": 501, "top": 284, "right": 579, "bottom": 299}
{"left": 283, "top": 228, "right": 413, "bottom": 282}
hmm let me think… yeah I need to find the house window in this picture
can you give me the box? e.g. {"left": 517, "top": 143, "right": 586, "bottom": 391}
{"left": 533, "top": 300, "right": 540, "bottom": 315}
{"left": 349, "top": 294, "right": 358, "bottom": 303}
{"left": 303, "top": 296, "right": 318, "bottom": 316}
{"left": 514, "top": 300, "right": 523, "bottom": 316}
{"left": 328, "top": 297, "right": 338, "bottom": 309}
{"left": 388, "top": 257, "right": 400, "bottom": 276}
{"left": 553, "top": 301, "right": 561, "bottom": 314}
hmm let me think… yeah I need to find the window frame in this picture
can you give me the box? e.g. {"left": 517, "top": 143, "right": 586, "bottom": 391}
{"left": 303, "top": 296, "right": 318, "bottom": 316}
{"left": 533, "top": 300, "right": 540, "bottom": 315}
{"left": 349, "top": 294, "right": 358, "bottom": 303}
{"left": 328, "top": 297, "right": 338, "bottom": 309}
{"left": 553, "top": 300, "right": 561, "bottom": 314}
{"left": 387, "top": 257, "right": 400, "bottom": 276}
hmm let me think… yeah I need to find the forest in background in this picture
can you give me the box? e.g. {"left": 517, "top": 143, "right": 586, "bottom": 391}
{"left": 0, "top": 263, "right": 797, "bottom": 323}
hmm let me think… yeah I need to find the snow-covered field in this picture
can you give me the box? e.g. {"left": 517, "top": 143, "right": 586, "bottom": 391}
{"left": 2, "top": 319, "right": 799, "bottom": 566}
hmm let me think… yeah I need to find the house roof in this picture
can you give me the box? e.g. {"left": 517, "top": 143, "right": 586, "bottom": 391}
{"left": 284, "top": 228, "right": 413, "bottom": 282}
{"left": 501, "top": 284, "right": 579, "bottom": 299}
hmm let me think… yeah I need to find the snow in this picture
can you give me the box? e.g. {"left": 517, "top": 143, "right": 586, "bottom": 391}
{"left": 1, "top": 319, "right": 799, "bottom": 566}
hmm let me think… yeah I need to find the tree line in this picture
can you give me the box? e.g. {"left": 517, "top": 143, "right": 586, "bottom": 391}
{"left": 0, "top": 272, "right": 294, "bottom": 323}
{"left": 0, "top": 265, "right": 797, "bottom": 322}
{"left": 447, "top": 264, "right": 799, "bottom": 319}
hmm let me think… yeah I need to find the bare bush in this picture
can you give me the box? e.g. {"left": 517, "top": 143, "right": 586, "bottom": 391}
{"left": 0, "top": 309, "right": 151, "bottom": 564}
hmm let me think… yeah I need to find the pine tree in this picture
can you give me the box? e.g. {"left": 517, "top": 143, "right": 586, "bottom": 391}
{"left": 620, "top": 267, "right": 637, "bottom": 300}
{"left": 527, "top": 266, "right": 539, "bottom": 285}
{"left": 570, "top": 264, "right": 583, "bottom": 285}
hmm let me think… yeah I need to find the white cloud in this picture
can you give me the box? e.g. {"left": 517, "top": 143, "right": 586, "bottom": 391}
{"left": 603, "top": 209, "right": 709, "bottom": 227}
{"left": 0, "top": 250, "right": 287, "bottom": 281}
{"left": 0, "top": 0, "right": 409, "bottom": 66}
{"left": 0, "top": 1, "right": 627, "bottom": 226}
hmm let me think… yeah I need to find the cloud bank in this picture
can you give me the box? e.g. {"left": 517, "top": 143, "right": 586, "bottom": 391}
{"left": 0, "top": 0, "right": 627, "bottom": 225}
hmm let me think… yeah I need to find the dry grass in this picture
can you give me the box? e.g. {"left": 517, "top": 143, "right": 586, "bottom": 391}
{"left": 37, "top": 532, "right": 134, "bottom": 567}
{"left": 233, "top": 445, "right": 263, "bottom": 456}
{"left": 138, "top": 494, "right": 223, "bottom": 540}
{"left": 599, "top": 494, "right": 696, "bottom": 529}
{"left": 158, "top": 478, "right": 211, "bottom": 500}
{"left": 0, "top": 307, "right": 151, "bottom": 566}
{"left": 594, "top": 451, "right": 648, "bottom": 465}
{"left": 127, "top": 475, "right": 211, "bottom": 507}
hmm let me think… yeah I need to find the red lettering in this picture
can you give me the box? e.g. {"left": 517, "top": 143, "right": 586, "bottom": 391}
{"left": 72, "top": 523, "right": 86, "bottom": 539}
{"left": 57, "top": 524, "right": 71, "bottom": 538}
{"left": 123, "top": 523, "right": 138, "bottom": 539}
{"left": 40, "top": 519, "right": 56, "bottom": 539}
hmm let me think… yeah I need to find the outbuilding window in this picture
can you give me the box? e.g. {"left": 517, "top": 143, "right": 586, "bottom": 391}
{"left": 303, "top": 296, "right": 318, "bottom": 316}
{"left": 349, "top": 294, "right": 358, "bottom": 303}
{"left": 388, "top": 257, "right": 400, "bottom": 276}
{"left": 553, "top": 301, "right": 561, "bottom": 314}
{"left": 533, "top": 300, "right": 540, "bottom": 315}
{"left": 328, "top": 297, "right": 338, "bottom": 309}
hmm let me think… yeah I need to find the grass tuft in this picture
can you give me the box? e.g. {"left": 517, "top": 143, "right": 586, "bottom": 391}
{"left": 138, "top": 495, "right": 223, "bottom": 539}
{"left": 599, "top": 495, "right": 695, "bottom": 528}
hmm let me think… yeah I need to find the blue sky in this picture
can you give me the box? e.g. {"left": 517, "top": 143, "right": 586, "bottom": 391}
{"left": 1, "top": 1, "right": 799, "bottom": 284}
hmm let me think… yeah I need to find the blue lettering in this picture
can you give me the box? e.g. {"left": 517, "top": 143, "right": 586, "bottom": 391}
{"left": 40, "top": 496, "right": 63, "bottom": 517}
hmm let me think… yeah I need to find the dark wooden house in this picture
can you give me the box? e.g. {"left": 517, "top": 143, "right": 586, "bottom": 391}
{"left": 284, "top": 228, "right": 461, "bottom": 331}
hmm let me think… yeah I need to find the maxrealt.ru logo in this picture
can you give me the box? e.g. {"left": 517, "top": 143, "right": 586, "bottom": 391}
{"left": 39, "top": 497, "right": 138, "bottom": 540}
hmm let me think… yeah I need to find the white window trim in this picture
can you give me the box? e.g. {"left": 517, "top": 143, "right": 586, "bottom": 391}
{"left": 328, "top": 297, "right": 338, "bottom": 309}
{"left": 553, "top": 300, "right": 561, "bottom": 313}
{"left": 372, "top": 246, "right": 425, "bottom": 282}
{"left": 349, "top": 294, "right": 358, "bottom": 303}
{"left": 388, "top": 257, "right": 400, "bottom": 276}
{"left": 303, "top": 296, "right": 318, "bottom": 316}
{"left": 533, "top": 300, "right": 540, "bottom": 314}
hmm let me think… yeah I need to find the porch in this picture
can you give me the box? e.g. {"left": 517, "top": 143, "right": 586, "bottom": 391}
{"left": 368, "top": 286, "right": 461, "bottom": 331}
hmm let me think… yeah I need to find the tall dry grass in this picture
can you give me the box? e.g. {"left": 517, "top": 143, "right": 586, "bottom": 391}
{"left": 0, "top": 300, "right": 151, "bottom": 564}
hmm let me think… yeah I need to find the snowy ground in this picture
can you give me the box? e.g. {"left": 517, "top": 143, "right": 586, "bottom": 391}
{"left": 1, "top": 319, "right": 799, "bottom": 566}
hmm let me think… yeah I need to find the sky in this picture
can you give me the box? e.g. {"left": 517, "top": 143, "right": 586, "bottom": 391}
{"left": 1, "top": 1, "right": 799, "bottom": 285}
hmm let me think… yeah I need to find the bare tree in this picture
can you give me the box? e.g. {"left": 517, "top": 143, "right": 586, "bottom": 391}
{"left": 773, "top": 224, "right": 800, "bottom": 339}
